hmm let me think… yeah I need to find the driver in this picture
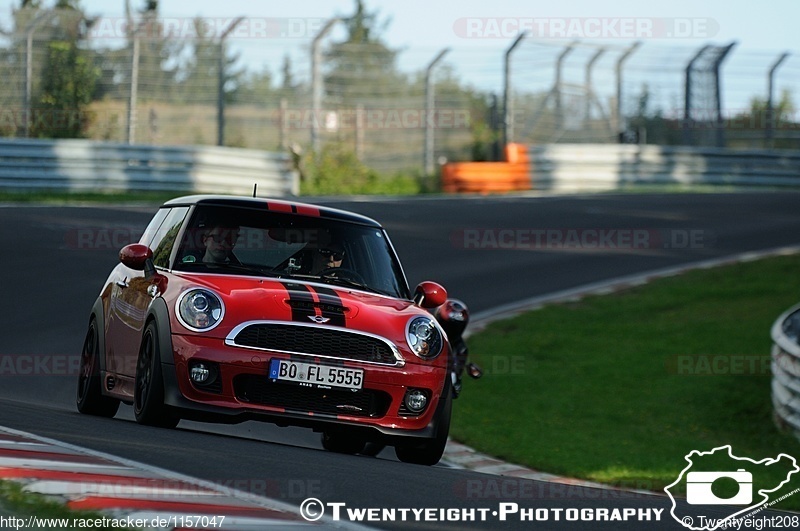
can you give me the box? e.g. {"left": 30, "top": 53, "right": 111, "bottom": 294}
{"left": 310, "top": 240, "right": 345, "bottom": 275}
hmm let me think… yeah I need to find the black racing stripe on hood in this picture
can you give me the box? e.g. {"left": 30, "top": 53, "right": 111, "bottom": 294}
{"left": 281, "top": 282, "right": 317, "bottom": 323}
{"left": 310, "top": 285, "right": 347, "bottom": 328}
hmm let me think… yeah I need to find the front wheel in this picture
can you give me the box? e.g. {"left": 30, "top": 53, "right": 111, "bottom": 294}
{"left": 76, "top": 319, "right": 120, "bottom": 417}
{"left": 134, "top": 322, "right": 179, "bottom": 428}
{"left": 395, "top": 392, "right": 452, "bottom": 466}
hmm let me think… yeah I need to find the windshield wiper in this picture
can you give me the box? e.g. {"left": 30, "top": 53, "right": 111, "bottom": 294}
{"left": 181, "top": 262, "right": 281, "bottom": 278}
{"left": 318, "top": 274, "right": 389, "bottom": 296}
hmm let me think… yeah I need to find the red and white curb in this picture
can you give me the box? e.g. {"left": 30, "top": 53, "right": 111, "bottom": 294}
{"left": 0, "top": 426, "right": 364, "bottom": 529}
{"left": 443, "top": 245, "right": 800, "bottom": 494}
{"left": 442, "top": 441, "right": 658, "bottom": 497}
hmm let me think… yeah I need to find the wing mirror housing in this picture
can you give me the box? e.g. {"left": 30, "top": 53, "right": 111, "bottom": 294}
{"left": 120, "top": 244, "right": 156, "bottom": 277}
{"left": 413, "top": 281, "right": 448, "bottom": 309}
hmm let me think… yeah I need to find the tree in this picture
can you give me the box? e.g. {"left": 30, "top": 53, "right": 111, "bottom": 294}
{"left": 131, "top": 0, "right": 182, "bottom": 102}
{"left": 323, "top": 0, "right": 407, "bottom": 106}
{"left": 24, "top": 0, "right": 100, "bottom": 138}
{"left": 235, "top": 65, "right": 274, "bottom": 105}
{"left": 176, "top": 17, "right": 243, "bottom": 104}
{"left": 281, "top": 55, "right": 294, "bottom": 91}
{"left": 731, "top": 90, "right": 798, "bottom": 149}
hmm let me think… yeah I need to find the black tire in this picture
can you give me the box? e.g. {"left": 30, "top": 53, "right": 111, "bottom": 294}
{"left": 76, "top": 319, "right": 120, "bottom": 417}
{"left": 134, "top": 322, "right": 180, "bottom": 428}
{"left": 395, "top": 392, "right": 452, "bottom": 466}
{"left": 321, "top": 431, "right": 367, "bottom": 455}
{"left": 360, "top": 442, "right": 386, "bottom": 457}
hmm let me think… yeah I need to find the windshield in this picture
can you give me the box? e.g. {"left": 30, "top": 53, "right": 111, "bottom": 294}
{"left": 173, "top": 205, "right": 410, "bottom": 299}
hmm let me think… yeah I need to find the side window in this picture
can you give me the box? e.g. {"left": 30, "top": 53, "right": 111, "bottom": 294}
{"left": 151, "top": 207, "right": 189, "bottom": 269}
{"left": 139, "top": 208, "right": 170, "bottom": 247}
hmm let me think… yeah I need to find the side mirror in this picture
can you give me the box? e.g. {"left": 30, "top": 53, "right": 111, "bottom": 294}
{"left": 413, "top": 281, "right": 447, "bottom": 309}
{"left": 120, "top": 244, "right": 153, "bottom": 271}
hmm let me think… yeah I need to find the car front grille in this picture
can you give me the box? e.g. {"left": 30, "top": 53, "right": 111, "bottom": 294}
{"left": 229, "top": 323, "right": 400, "bottom": 365}
{"left": 233, "top": 375, "right": 391, "bottom": 418}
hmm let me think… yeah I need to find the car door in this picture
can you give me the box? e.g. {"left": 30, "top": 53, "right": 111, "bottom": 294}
{"left": 105, "top": 207, "right": 188, "bottom": 380}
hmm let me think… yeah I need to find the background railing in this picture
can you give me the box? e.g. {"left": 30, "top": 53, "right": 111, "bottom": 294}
{"left": 3, "top": 139, "right": 795, "bottom": 195}
{"left": 0, "top": 138, "right": 298, "bottom": 195}
{"left": 526, "top": 143, "right": 800, "bottom": 191}
{"left": 771, "top": 305, "right": 800, "bottom": 441}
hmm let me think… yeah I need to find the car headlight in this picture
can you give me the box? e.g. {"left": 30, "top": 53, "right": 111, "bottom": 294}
{"left": 406, "top": 316, "right": 443, "bottom": 360}
{"left": 177, "top": 289, "right": 224, "bottom": 332}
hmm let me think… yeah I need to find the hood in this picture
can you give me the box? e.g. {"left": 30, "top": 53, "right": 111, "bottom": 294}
{"left": 167, "top": 273, "right": 428, "bottom": 345}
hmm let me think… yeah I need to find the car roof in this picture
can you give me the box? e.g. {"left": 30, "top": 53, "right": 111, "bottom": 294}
{"left": 162, "top": 195, "right": 382, "bottom": 228}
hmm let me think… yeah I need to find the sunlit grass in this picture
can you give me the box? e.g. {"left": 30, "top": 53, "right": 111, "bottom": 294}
{"left": 452, "top": 254, "right": 800, "bottom": 510}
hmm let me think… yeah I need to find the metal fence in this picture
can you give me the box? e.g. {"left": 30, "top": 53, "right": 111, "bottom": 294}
{"left": 1, "top": 8, "right": 799, "bottom": 176}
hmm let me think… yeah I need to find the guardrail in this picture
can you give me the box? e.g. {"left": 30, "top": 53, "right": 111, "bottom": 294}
{"left": 528, "top": 144, "right": 800, "bottom": 191}
{"left": 771, "top": 304, "right": 800, "bottom": 439}
{"left": 0, "top": 139, "right": 298, "bottom": 196}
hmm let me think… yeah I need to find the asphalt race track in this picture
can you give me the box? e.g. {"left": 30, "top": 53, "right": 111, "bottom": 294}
{"left": 2, "top": 191, "right": 800, "bottom": 530}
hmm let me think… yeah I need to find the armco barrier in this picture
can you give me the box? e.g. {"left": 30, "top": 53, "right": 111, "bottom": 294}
{"left": 528, "top": 144, "right": 800, "bottom": 191}
{"left": 0, "top": 139, "right": 298, "bottom": 196}
{"left": 771, "top": 304, "right": 800, "bottom": 440}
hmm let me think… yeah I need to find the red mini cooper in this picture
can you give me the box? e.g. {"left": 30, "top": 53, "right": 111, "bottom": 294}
{"left": 76, "top": 196, "right": 453, "bottom": 465}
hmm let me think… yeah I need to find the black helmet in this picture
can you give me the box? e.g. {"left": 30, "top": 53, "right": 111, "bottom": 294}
{"left": 435, "top": 298, "right": 469, "bottom": 338}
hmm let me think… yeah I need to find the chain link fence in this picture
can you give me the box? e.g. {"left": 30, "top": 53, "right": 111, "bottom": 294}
{"left": 1, "top": 9, "right": 798, "bottom": 176}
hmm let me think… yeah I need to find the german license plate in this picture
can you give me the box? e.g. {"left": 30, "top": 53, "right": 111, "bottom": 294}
{"left": 269, "top": 359, "right": 363, "bottom": 390}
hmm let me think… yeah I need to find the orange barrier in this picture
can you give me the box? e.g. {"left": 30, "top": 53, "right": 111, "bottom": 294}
{"left": 441, "top": 143, "right": 531, "bottom": 193}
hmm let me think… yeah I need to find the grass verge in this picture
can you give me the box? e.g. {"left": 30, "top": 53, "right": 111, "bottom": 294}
{"left": 0, "top": 480, "right": 137, "bottom": 530}
{"left": 451, "top": 254, "right": 800, "bottom": 511}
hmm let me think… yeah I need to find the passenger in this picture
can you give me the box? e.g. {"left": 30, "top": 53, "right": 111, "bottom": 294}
{"left": 201, "top": 224, "right": 241, "bottom": 264}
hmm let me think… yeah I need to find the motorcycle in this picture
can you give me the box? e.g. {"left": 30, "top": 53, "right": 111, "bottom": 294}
{"left": 434, "top": 298, "right": 483, "bottom": 398}
{"left": 343, "top": 298, "right": 482, "bottom": 458}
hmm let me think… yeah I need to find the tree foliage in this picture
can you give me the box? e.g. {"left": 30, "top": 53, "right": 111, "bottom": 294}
{"left": 324, "top": 0, "right": 407, "bottom": 105}
{"left": 33, "top": 43, "right": 99, "bottom": 138}
{"left": 25, "top": 1, "right": 100, "bottom": 138}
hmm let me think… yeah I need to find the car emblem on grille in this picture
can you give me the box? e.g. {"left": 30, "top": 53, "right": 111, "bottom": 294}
{"left": 308, "top": 315, "right": 331, "bottom": 324}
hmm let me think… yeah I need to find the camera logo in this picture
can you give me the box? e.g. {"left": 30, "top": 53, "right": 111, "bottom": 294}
{"left": 665, "top": 446, "right": 799, "bottom": 530}
{"left": 686, "top": 469, "right": 752, "bottom": 505}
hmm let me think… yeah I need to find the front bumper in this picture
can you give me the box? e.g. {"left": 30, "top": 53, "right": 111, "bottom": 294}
{"left": 161, "top": 334, "right": 449, "bottom": 442}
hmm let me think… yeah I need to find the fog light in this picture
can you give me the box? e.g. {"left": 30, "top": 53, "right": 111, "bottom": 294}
{"left": 404, "top": 389, "right": 428, "bottom": 413}
{"left": 190, "top": 363, "right": 210, "bottom": 383}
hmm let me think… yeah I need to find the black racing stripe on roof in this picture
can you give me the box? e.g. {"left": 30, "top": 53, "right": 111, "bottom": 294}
{"left": 162, "top": 195, "right": 381, "bottom": 227}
